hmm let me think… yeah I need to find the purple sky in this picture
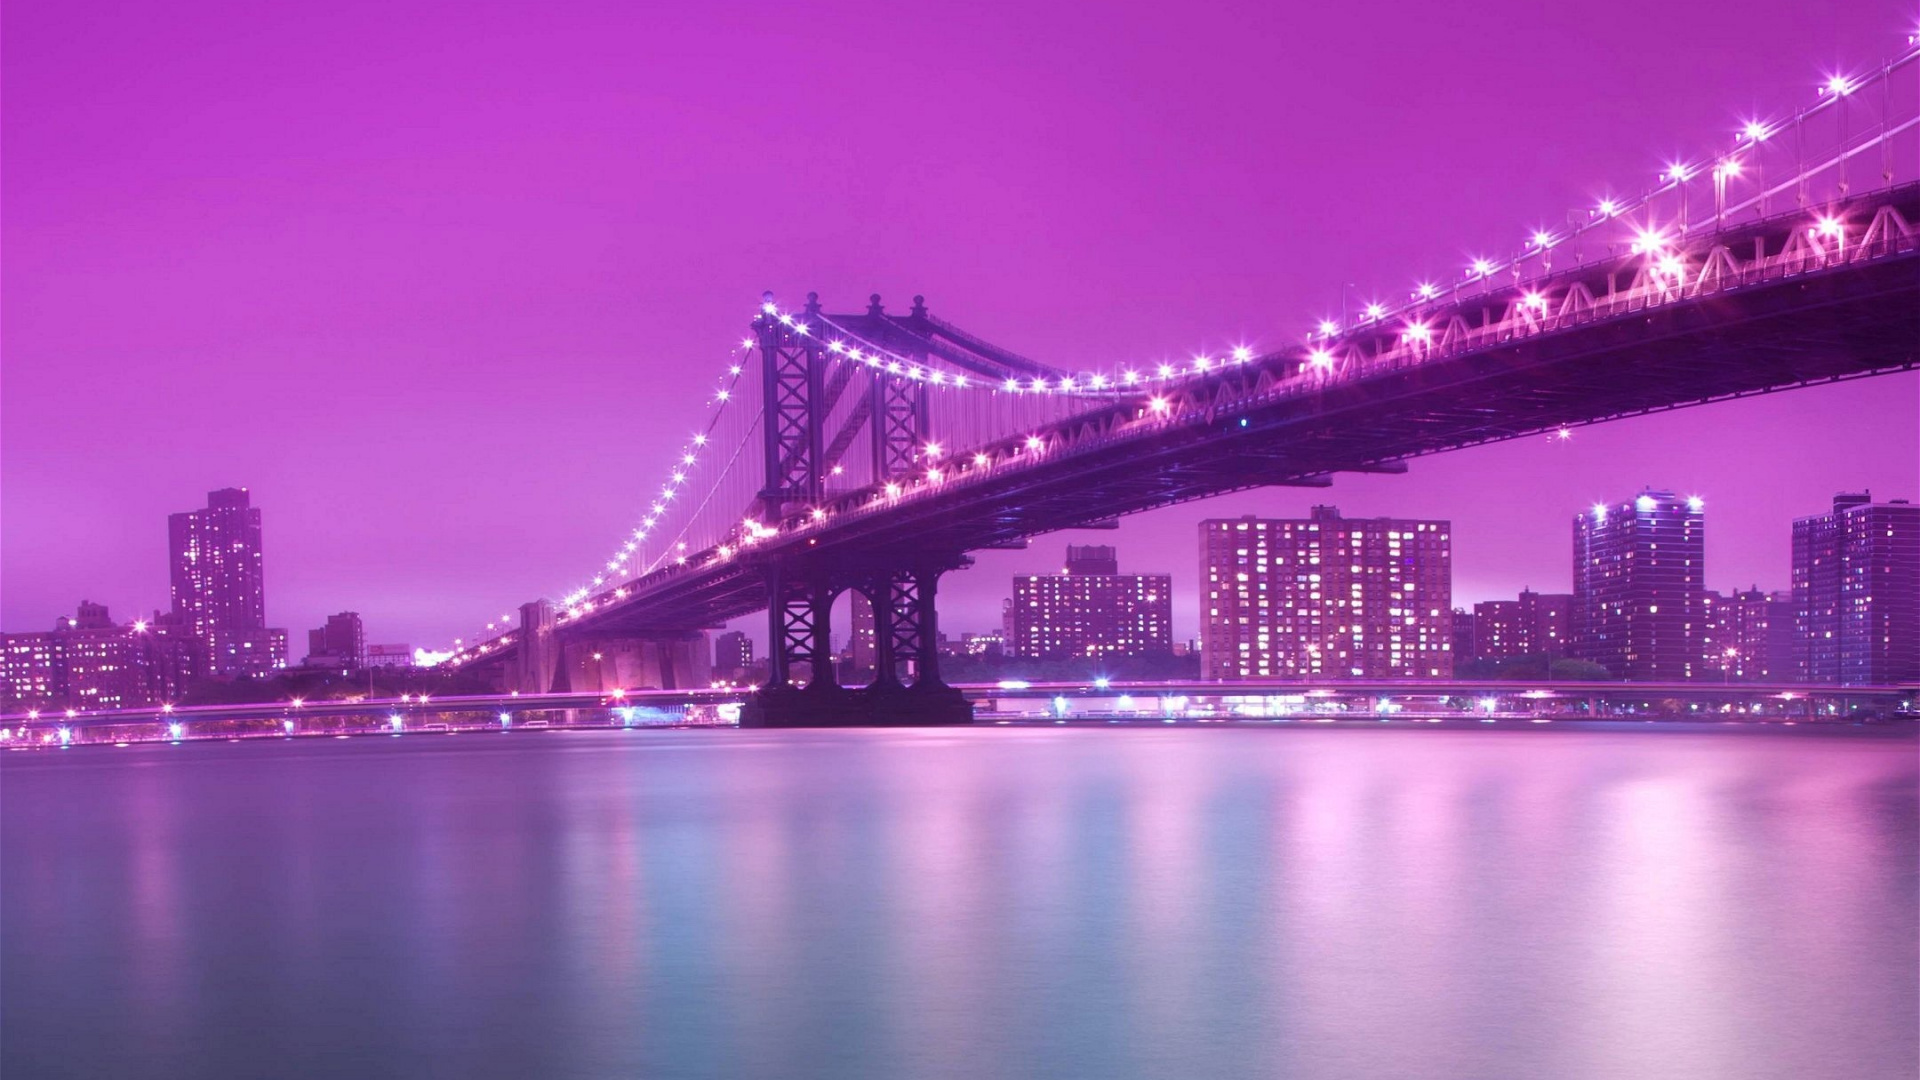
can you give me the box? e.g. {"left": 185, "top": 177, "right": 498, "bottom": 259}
{"left": 4, "top": 0, "right": 1916, "bottom": 650}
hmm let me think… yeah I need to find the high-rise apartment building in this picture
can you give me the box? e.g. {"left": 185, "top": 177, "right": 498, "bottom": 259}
{"left": 1571, "top": 490, "right": 1705, "bottom": 680}
{"left": 1702, "top": 587, "right": 1794, "bottom": 681}
{"left": 167, "top": 488, "right": 287, "bottom": 676}
{"left": 1472, "top": 590, "right": 1574, "bottom": 660}
{"left": 848, "top": 593, "right": 878, "bottom": 677}
{"left": 1792, "top": 493, "right": 1920, "bottom": 684}
{"left": 713, "top": 631, "right": 753, "bottom": 680}
{"left": 0, "top": 603, "right": 199, "bottom": 713}
{"left": 1008, "top": 546, "right": 1172, "bottom": 659}
{"left": 306, "top": 612, "right": 365, "bottom": 667}
{"left": 1199, "top": 508, "right": 1452, "bottom": 680}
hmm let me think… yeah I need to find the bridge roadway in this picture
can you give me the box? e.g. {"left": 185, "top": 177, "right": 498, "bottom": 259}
{"left": 9, "top": 680, "right": 1912, "bottom": 732}
{"left": 446, "top": 185, "right": 1920, "bottom": 686}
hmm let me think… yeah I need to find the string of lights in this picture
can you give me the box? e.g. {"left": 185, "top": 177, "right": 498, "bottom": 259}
{"left": 437, "top": 43, "right": 1919, "bottom": 665}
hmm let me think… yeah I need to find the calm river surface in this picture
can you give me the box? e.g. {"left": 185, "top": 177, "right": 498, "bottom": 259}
{"left": 4, "top": 726, "right": 1916, "bottom": 1079}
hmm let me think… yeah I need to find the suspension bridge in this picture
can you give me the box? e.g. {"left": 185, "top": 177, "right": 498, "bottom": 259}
{"left": 442, "top": 50, "right": 1920, "bottom": 726}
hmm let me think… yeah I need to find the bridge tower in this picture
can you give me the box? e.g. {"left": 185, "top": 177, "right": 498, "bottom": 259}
{"left": 867, "top": 293, "right": 929, "bottom": 483}
{"left": 743, "top": 291, "right": 970, "bottom": 727}
{"left": 754, "top": 291, "right": 826, "bottom": 521}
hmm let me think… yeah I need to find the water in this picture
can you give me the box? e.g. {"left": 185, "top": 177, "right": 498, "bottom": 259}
{"left": 3, "top": 726, "right": 1915, "bottom": 1080}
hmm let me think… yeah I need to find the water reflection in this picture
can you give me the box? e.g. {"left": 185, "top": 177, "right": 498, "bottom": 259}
{"left": 4, "top": 728, "right": 1914, "bottom": 1079}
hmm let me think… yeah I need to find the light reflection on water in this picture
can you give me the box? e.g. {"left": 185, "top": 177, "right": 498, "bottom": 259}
{"left": 3, "top": 727, "right": 1915, "bottom": 1079}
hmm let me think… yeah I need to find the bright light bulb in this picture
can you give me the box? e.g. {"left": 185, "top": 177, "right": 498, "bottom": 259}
{"left": 1597, "top": 198, "right": 1618, "bottom": 216}
{"left": 1363, "top": 303, "right": 1384, "bottom": 320}
{"left": 1416, "top": 283, "right": 1437, "bottom": 299}
{"left": 1471, "top": 258, "right": 1493, "bottom": 276}
{"left": 1742, "top": 120, "right": 1769, "bottom": 141}
{"left": 1231, "top": 346, "right": 1251, "bottom": 362}
{"left": 1318, "top": 319, "right": 1339, "bottom": 336}
{"left": 1531, "top": 230, "right": 1553, "bottom": 248}
{"left": 1824, "top": 74, "right": 1852, "bottom": 96}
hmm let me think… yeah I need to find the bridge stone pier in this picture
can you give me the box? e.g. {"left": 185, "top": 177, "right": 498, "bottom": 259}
{"left": 555, "top": 633, "right": 712, "bottom": 693}
{"left": 503, "top": 600, "right": 712, "bottom": 694}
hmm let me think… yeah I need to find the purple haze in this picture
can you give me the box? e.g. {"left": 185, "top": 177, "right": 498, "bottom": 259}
{"left": 4, "top": 0, "right": 1915, "bottom": 649}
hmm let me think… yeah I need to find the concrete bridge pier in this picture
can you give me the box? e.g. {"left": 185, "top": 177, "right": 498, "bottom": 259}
{"left": 501, "top": 600, "right": 712, "bottom": 694}
{"left": 557, "top": 633, "right": 713, "bottom": 693}
{"left": 508, "top": 600, "right": 559, "bottom": 695}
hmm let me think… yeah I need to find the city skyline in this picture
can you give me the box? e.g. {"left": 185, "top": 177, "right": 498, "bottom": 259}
{"left": 4, "top": 1, "right": 1916, "bottom": 653}
{"left": 8, "top": 483, "right": 1912, "bottom": 701}
{"left": 6, "top": 464, "right": 1914, "bottom": 651}
{"left": 4, "top": 5, "right": 1915, "bottom": 1079}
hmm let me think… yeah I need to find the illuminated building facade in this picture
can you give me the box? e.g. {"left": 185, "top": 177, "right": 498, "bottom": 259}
{"left": 1702, "top": 587, "right": 1793, "bottom": 681}
{"left": 1199, "top": 508, "right": 1453, "bottom": 680}
{"left": 0, "top": 602, "right": 200, "bottom": 712}
{"left": 1008, "top": 546, "right": 1172, "bottom": 659}
{"left": 1472, "top": 590, "right": 1573, "bottom": 660}
{"left": 1572, "top": 490, "right": 1705, "bottom": 680}
{"left": 1792, "top": 493, "right": 1920, "bottom": 684}
{"left": 167, "top": 487, "right": 287, "bottom": 675}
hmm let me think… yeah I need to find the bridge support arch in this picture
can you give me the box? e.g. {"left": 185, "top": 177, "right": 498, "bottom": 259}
{"left": 743, "top": 555, "right": 973, "bottom": 727}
